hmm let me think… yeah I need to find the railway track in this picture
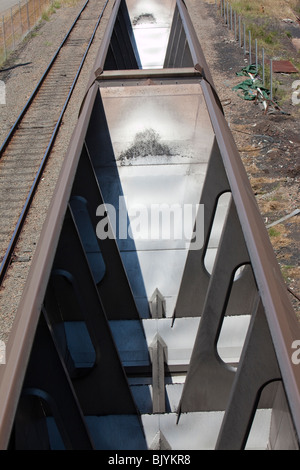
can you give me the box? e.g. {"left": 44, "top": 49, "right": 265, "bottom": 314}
{"left": 0, "top": 0, "right": 109, "bottom": 283}
{"left": 0, "top": 0, "right": 299, "bottom": 451}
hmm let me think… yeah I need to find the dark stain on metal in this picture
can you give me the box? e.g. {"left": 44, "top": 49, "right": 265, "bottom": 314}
{"left": 119, "top": 128, "right": 173, "bottom": 162}
{"left": 132, "top": 13, "right": 156, "bottom": 25}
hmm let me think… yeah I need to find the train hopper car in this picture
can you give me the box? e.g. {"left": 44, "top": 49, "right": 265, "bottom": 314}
{"left": 0, "top": 0, "right": 299, "bottom": 450}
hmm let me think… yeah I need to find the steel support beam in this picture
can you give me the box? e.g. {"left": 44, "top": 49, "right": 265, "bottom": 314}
{"left": 71, "top": 142, "right": 140, "bottom": 321}
{"left": 150, "top": 334, "right": 168, "bottom": 414}
{"left": 174, "top": 139, "right": 257, "bottom": 320}
{"left": 13, "top": 313, "right": 94, "bottom": 450}
{"left": 173, "top": 139, "right": 230, "bottom": 319}
{"left": 177, "top": 199, "right": 251, "bottom": 413}
{"left": 46, "top": 206, "right": 140, "bottom": 416}
{"left": 216, "top": 301, "right": 281, "bottom": 450}
{"left": 164, "top": 5, "right": 193, "bottom": 68}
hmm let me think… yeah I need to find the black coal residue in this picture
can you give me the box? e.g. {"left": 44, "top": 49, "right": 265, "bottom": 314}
{"left": 132, "top": 13, "right": 156, "bottom": 26}
{"left": 119, "top": 129, "right": 172, "bottom": 162}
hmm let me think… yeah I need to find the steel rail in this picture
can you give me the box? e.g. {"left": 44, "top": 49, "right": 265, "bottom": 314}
{"left": 0, "top": 0, "right": 90, "bottom": 158}
{"left": 0, "top": 0, "right": 109, "bottom": 284}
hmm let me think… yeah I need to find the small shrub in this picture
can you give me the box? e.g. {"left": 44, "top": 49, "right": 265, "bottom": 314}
{"left": 268, "top": 227, "right": 281, "bottom": 238}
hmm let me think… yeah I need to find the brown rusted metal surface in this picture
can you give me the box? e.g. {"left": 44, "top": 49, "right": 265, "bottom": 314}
{"left": 270, "top": 60, "right": 299, "bottom": 73}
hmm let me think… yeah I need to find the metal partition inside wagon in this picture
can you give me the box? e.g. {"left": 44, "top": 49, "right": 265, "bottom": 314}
{"left": 92, "top": 80, "right": 215, "bottom": 318}
{"left": 126, "top": 0, "right": 176, "bottom": 69}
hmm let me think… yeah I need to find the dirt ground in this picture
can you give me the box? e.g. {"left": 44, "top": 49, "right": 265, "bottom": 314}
{"left": 185, "top": 0, "right": 300, "bottom": 317}
{"left": 0, "top": 0, "right": 299, "bottom": 317}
